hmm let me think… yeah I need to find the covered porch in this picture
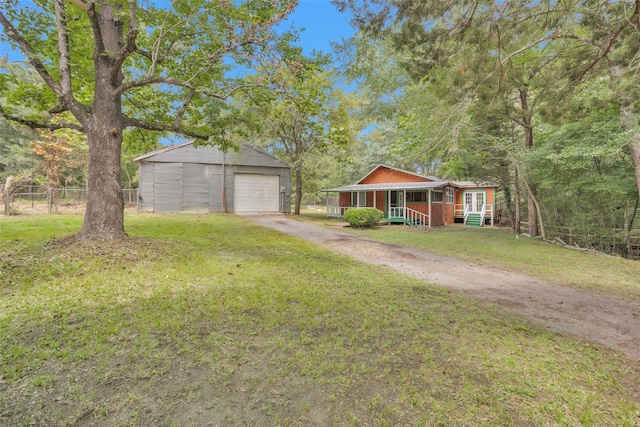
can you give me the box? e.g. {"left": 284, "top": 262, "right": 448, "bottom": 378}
{"left": 322, "top": 182, "right": 449, "bottom": 227}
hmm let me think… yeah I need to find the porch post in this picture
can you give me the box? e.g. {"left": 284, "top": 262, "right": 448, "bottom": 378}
{"left": 326, "top": 193, "right": 329, "bottom": 217}
{"left": 428, "top": 189, "right": 432, "bottom": 228}
{"left": 403, "top": 189, "right": 406, "bottom": 218}
{"left": 373, "top": 191, "right": 376, "bottom": 209}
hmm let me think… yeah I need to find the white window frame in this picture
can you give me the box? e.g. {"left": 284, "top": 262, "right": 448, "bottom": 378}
{"left": 351, "top": 191, "right": 367, "bottom": 207}
{"left": 431, "top": 191, "right": 443, "bottom": 203}
{"left": 446, "top": 188, "right": 454, "bottom": 204}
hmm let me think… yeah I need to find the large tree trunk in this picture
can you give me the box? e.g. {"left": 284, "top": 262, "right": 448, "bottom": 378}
{"left": 77, "top": 125, "right": 126, "bottom": 241}
{"left": 631, "top": 135, "right": 640, "bottom": 200}
{"left": 514, "top": 165, "right": 521, "bottom": 233}
{"left": 618, "top": 94, "right": 640, "bottom": 223}
{"left": 76, "top": 4, "right": 126, "bottom": 242}
{"left": 519, "top": 87, "right": 538, "bottom": 236}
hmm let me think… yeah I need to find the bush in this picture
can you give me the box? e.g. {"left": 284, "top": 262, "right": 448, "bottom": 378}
{"left": 343, "top": 207, "right": 384, "bottom": 228}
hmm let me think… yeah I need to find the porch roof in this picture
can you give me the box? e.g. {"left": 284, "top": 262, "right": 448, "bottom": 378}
{"left": 322, "top": 181, "right": 448, "bottom": 192}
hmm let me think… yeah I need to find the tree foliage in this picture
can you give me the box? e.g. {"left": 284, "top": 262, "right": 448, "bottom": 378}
{"left": 332, "top": 0, "right": 639, "bottom": 253}
{"left": 245, "top": 52, "right": 351, "bottom": 214}
{"left": 0, "top": 0, "right": 298, "bottom": 241}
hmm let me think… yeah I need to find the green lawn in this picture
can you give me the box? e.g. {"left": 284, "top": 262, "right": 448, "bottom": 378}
{"left": 298, "top": 208, "right": 640, "bottom": 302}
{"left": 1, "top": 213, "right": 639, "bottom": 426}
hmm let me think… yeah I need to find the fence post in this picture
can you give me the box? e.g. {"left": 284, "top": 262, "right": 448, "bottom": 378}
{"left": 47, "top": 187, "right": 53, "bottom": 214}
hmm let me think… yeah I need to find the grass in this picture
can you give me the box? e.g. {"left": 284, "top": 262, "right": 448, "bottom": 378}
{"left": 297, "top": 208, "right": 640, "bottom": 302}
{"left": 1, "top": 212, "right": 639, "bottom": 426}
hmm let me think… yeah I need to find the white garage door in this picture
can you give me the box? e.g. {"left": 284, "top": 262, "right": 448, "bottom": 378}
{"left": 234, "top": 174, "right": 280, "bottom": 212}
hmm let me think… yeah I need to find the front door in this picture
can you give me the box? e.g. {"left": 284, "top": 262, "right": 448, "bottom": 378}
{"left": 464, "top": 191, "right": 485, "bottom": 213}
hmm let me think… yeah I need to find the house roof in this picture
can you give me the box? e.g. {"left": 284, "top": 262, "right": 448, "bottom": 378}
{"left": 450, "top": 181, "right": 499, "bottom": 188}
{"left": 323, "top": 181, "right": 449, "bottom": 192}
{"left": 322, "top": 164, "right": 498, "bottom": 192}
{"left": 357, "top": 164, "right": 444, "bottom": 184}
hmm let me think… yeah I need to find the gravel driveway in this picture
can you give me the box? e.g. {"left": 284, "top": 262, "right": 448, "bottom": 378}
{"left": 241, "top": 213, "right": 640, "bottom": 360}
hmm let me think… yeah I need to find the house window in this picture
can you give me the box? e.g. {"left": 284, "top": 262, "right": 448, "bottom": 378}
{"left": 406, "top": 191, "right": 426, "bottom": 203}
{"left": 446, "top": 188, "right": 454, "bottom": 204}
{"left": 351, "top": 191, "right": 367, "bottom": 206}
{"left": 431, "top": 191, "right": 443, "bottom": 203}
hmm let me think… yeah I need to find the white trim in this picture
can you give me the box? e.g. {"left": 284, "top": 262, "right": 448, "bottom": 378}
{"left": 446, "top": 188, "right": 454, "bottom": 204}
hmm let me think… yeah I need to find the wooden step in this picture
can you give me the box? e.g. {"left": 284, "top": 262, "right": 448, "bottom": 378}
{"left": 465, "top": 213, "right": 483, "bottom": 227}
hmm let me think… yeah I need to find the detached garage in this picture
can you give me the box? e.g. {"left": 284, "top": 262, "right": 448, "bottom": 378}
{"left": 135, "top": 142, "right": 291, "bottom": 213}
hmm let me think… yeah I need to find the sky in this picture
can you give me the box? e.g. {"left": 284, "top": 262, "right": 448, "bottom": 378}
{"left": 282, "top": 0, "right": 354, "bottom": 55}
{"left": 0, "top": 0, "right": 355, "bottom": 61}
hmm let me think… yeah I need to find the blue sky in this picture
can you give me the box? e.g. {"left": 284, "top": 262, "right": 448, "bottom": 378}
{"left": 0, "top": 1, "right": 354, "bottom": 60}
{"left": 283, "top": 0, "right": 354, "bottom": 54}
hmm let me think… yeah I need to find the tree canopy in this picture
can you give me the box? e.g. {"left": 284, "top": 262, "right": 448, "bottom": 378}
{"left": 1, "top": 0, "right": 298, "bottom": 241}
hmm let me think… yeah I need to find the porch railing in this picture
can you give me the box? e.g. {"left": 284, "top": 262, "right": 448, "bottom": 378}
{"left": 405, "top": 207, "right": 429, "bottom": 226}
{"left": 326, "top": 205, "right": 429, "bottom": 227}
{"left": 388, "top": 206, "right": 405, "bottom": 219}
{"left": 327, "top": 205, "right": 350, "bottom": 218}
{"left": 463, "top": 204, "right": 470, "bottom": 224}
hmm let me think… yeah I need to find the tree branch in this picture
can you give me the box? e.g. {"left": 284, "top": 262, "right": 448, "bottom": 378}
{"left": 115, "top": 76, "right": 269, "bottom": 100}
{"left": 53, "top": 0, "right": 72, "bottom": 96}
{"left": 122, "top": 115, "right": 210, "bottom": 140}
{"left": 52, "top": 0, "right": 90, "bottom": 124}
{"left": 499, "top": 35, "right": 552, "bottom": 67}
{"left": 174, "top": 90, "right": 196, "bottom": 128}
{"left": 556, "top": 0, "right": 640, "bottom": 81}
{"left": 0, "top": 12, "right": 63, "bottom": 96}
{"left": 0, "top": 104, "right": 84, "bottom": 132}
{"left": 111, "top": 0, "right": 139, "bottom": 84}
{"left": 68, "top": 0, "right": 89, "bottom": 11}
{"left": 85, "top": 0, "right": 106, "bottom": 57}
{"left": 48, "top": 99, "right": 92, "bottom": 115}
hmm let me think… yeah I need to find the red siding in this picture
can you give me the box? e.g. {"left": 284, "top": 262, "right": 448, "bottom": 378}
{"left": 445, "top": 200, "right": 455, "bottom": 225}
{"left": 339, "top": 192, "right": 350, "bottom": 207}
{"left": 360, "top": 166, "right": 432, "bottom": 184}
{"left": 375, "top": 192, "right": 385, "bottom": 210}
{"left": 454, "top": 187, "right": 495, "bottom": 206}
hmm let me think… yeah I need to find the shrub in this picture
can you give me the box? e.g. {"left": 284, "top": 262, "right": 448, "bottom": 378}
{"left": 343, "top": 207, "right": 384, "bottom": 228}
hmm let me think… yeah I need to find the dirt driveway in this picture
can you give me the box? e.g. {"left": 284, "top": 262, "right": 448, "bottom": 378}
{"left": 241, "top": 213, "right": 640, "bottom": 361}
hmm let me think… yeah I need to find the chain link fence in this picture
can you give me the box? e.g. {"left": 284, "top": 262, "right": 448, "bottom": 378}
{"left": 1, "top": 184, "right": 137, "bottom": 215}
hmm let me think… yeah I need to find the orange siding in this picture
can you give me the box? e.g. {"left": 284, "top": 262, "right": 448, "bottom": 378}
{"left": 445, "top": 200, "right": 455, "bottom": 224}
{"left": 366, "top": 191, "right": 374, "bottom": 207}
{"left": 375, "top": 192, "right": 386, "bottom": 211}
{"left": 339, "top": 192, "right": 350, "bottom": 207}
{"left": 431, "top": 203, "right": 446, "bottom": 226}
{"left": 406, "top": 202, "right": 428, "bottom": 215}
{"left": 360, "top": 166, "right": 433, "bottom": 184}
{"left": 454, "top": 187, "right": 496, "bottom": 206}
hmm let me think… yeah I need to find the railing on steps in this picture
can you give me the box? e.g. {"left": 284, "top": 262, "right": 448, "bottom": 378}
{"left": 481, "top": 204, "right": 486, "bottom": 225}
{"left": 463, "top": 204, "right": 470, "bottom": 225}
{"left": 405, "top": 207, "right": 429, "bottom": 226}
{"left": 326, "top": 205, "right": 428, "bottom": 227}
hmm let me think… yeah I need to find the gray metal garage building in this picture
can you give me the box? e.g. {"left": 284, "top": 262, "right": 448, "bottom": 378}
{"left": 135, "top": 142, "right": 291, "bottom": 213}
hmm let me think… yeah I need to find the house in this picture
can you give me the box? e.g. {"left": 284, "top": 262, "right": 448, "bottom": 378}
{"left": 135, "top": 141, "right": 291, "bottom": 213}
{"left": 322, "top": 165, "right": 501, "bottom": 227}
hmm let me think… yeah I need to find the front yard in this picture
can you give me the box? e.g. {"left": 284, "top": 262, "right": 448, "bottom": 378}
{"left": 1, "top": 213, "right": 638, "bottom": 425}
